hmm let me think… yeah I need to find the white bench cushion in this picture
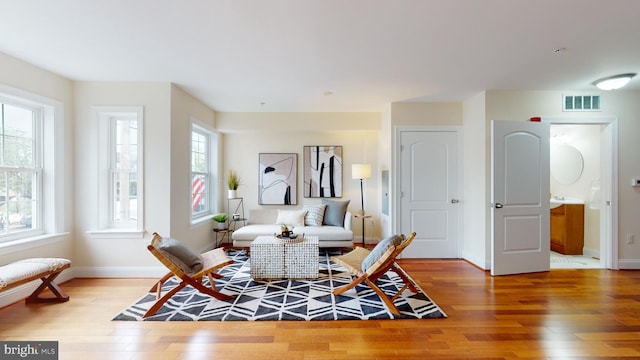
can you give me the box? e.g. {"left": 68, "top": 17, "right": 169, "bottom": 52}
{"left": 0, "top": 258, "right": 71, "bottom": 290}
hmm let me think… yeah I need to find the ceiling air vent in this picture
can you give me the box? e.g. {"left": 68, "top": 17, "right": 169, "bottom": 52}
{"left": 563, "top": 95, "right": 600, "bottom": 112}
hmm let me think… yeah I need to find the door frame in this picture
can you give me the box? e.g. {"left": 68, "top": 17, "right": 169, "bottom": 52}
{"left": 546, "top": 116, "right": 618, "bottom": 270}
{"left": 393, "top": 125, "right": 463, "bottom": 256}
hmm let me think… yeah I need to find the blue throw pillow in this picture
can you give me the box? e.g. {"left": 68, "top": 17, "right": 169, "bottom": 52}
{"left": 361, "top": 234, "right": 405, "bottom": 272}
{"left": 322, "top": 199, "right": 350, "bottom": 227}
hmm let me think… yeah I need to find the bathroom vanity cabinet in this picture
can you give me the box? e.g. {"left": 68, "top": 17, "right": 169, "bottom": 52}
{"left": 550, "top": 203, "right": 585, "bottom": 255}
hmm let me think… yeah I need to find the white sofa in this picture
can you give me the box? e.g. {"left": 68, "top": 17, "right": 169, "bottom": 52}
{"left": 231, "top": 208, "right": 354, "bottom": 248}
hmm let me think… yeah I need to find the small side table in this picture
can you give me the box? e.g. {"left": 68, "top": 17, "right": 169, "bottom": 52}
{"left": 354, "top": 214, "right": 372, "bottom": 247}
{"left": 213, "top": 228, "right": 232, "bottom": 248}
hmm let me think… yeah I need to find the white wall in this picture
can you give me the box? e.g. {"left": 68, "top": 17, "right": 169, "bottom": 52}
{"left": 0, "top": 52, "right": 74, "bottom": 306}
{"left": 217, "top": 112, "right": 381, "bottom": 242}
{"left": 0, "top": 54, "right": 74, "bottom": 258}
{"left": 462, "top": 92, "right": 488, "bottom": 268}
{"left": 73, "top": 82, "right": 172, "bottom": 276}
{"left": 379, "top": 104, "right": 393, "bottom": 238}
{"left": 169, "top": 84, "right": 217, "bottom": 252}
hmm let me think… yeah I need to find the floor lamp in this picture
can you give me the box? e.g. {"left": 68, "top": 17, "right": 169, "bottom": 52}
{"left": 352, "top": 163, "right": 371, "bottom": 247}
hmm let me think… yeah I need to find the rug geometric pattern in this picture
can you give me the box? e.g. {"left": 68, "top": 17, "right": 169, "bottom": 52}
{"left": 113, "top": 249, "right": 447, "bottom": 321}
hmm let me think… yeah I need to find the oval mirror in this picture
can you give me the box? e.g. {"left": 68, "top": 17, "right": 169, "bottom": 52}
{"left": 551, "top": 144, "right": 584, "bottom": 185}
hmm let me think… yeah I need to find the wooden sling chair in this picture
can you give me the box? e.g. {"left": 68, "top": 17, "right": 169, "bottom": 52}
{"left": 145, "top": 232, "right": 234, "bottom": 318}
{"left": 331, "top": 232, "right": 418, "bottom": 315}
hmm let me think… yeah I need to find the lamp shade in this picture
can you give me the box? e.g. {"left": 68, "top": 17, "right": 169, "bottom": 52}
{"left": 593, "top": 73, "right": 636, "bottom": 90}
{"left": 352, "top": 163, "right": 371, "bottom": 180}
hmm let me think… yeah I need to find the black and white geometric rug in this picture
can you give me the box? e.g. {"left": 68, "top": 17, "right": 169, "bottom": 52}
{"left": 113, "top": 249, "right": 447, "bottom": 321}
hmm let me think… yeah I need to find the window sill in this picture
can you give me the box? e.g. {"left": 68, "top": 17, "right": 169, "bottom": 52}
{"left": 191, "top": 215, "right": 214, "bottom": 227}
{"left": 0, "top": 232, "right": 69, "bottom": 255}
{"left": 87, "top": 229, "right": 146, "bottom": 239}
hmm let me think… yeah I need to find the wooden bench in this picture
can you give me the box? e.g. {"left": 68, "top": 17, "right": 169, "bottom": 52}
{"left": 0, "top": 258, "right": 71, "bottom": 303}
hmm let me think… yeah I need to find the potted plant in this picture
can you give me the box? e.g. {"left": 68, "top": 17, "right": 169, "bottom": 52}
{"left": 227, "top": 170, "right": 240, "bottom": 199}
{"left": 212, "top": 213, "right": 228, "bottom": 230}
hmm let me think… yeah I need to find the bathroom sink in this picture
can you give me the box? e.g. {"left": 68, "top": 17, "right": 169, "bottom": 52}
{"left": 550, "top": 197, "right": 584, "bottom": 209}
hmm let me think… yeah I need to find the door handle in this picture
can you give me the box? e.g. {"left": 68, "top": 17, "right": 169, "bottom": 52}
{"left": 451, "top": 199, "right": 459, "bottom": 204}
{"left": 494, "top": 203, "right": 503, "bottom": 208}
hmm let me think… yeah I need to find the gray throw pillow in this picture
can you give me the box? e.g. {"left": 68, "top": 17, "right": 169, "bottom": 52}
{"left": 157, "top": 237, "right": 204, "bottom": 274}
{"left": 361, "top": 234, "right": 405, "bottom": 272}
{"left": 322, "top": 199, "right": 350, "bottom": 227}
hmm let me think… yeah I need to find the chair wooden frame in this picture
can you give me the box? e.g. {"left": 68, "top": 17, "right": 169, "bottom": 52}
{"left": 145, "top": 232, "right": 234, "bottom": 318}
{"left": 331, "top": 232, "right": 418, "bottom": 315}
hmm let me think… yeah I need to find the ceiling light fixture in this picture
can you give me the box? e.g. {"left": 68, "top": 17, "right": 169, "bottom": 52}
{"left": 593, "top": 73, "right": 636, "bottom": 90}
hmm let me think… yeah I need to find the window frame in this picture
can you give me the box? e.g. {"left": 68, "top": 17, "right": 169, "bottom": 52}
{"left": 91, "top": 106, "right": 144, "bottom": 238}
{"left": 0, "top": 83, "right": 65, "bottom": 247}
{"left": 191, "top": 120, "right": 218, "bottom": 223}
{"left": 0, "top": 99, "right": 42, "bottom": 241}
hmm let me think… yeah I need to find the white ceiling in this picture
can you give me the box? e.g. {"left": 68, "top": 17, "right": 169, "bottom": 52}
{"left": 1, "top": 0, "right": 640, "bottom": 112}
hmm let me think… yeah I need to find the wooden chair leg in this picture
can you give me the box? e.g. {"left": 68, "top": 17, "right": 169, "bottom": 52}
{"left": 149, "top": 272, "right": 174, "bottom": 293}
{"left": 391, "top": 263, "right": 419, "bottom": 293}
{"left": 332, "top": 274, "right": 367, "bottom": 295}
{"left": 364, "top": 278, "right": 400, "bottom": 315}
{"left": 143, "top": 282, "right": 187, "bottom": 318}
{"left": 25, "top": 270, "right": 69, "bottom": 303}
{"left": 184, "top": 277, "right": 233, "bottom": 301}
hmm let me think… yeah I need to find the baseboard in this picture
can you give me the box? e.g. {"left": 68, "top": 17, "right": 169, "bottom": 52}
{"left": 618, "top": 259, "right": 640, "bottom": 269}
{"left": 583, "top": 247, "right": 600, "bottom": 260}
{"left": 461, "top": 251, "right": 489, "bottom": 270}
{"left": 72, "top": 266, "right": 166, "bottom": 278}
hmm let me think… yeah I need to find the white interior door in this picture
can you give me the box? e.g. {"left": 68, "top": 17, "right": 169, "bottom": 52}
{"left": 399, "top": 129, "right": 460, "bottom": 258}
{"left": 491, "top": 120, "right": 550, "bottom": 275}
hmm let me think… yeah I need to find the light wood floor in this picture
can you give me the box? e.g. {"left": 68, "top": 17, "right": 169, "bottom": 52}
{"left": 2, "top": 259, "right": 640, "bottom": 359}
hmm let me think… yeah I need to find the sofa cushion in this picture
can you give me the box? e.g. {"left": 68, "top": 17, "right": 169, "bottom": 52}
{"left": 322, "top": 199, "right": 350, "bottom": 227}
{"left": 361, "top": 234, "right": 405, "bottom": 272}
{"left": 276, "top": 209, "right": 307, "bottom": 226}
{"left": 303, "top": 204, "right": 326, "bottom": 226}
{"left": 231, "top": 224, "right": 352, "bottom": 242}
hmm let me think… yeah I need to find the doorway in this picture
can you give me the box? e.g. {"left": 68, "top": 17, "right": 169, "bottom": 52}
{"left": 548, "top": 117, "right": 618, "bottom": 270}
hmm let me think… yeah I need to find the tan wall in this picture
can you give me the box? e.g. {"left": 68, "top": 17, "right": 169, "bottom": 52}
{"left": 390, "top": 102, "right": 462, "bottom": 126}
{"left": 217, "top": 112, "right": 381, "bottom": 242}
{"left": 485, "top": 90, "right": 640, "bottom": 266}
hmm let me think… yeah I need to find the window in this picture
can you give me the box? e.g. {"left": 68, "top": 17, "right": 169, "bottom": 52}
{"left": 0, "top": 84, "right": 63, "bottom": 245}
{"left": 0, "top": 101, "right": 40, "bottom": 239}
{"left": 191, "top": 122, "right": 217, "bottom": 221}
{"left": 94, "top": 107, "right": 144, "bottom": 234}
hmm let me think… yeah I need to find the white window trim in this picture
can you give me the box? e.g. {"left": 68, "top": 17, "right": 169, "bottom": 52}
{"left": 90, "top": 106, "right": 144, "bottom": 236}
{"left": 191, "top": 119, "right": 219, "bottom": 224}
{"left": 0, "top": 83, "right": 65, "bottom": 245}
